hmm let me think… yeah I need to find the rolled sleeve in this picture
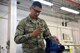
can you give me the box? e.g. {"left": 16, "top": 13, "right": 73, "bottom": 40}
{"left": 14, "top": 19, "right": 30, "bottom": 44}
{"left": 43, "top": 21, "right": 51, "bottom": 38}
{"left": 24, "top": 34, "right": 30, "bottom": 39}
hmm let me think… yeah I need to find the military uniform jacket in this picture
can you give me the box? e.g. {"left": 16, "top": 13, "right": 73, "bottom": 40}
{"left": 14, "top": 15, "right": 51, "bottom": 53}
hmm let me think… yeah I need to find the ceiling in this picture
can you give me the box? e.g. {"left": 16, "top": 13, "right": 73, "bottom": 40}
{"left": 0, "top": 0, "right": 80, "bottom": 22}
{"left": 50, "top": 0, "right": 80, "bottom": 14}
{"left": 13, "top": 0, "right": 80, "bottom": 22}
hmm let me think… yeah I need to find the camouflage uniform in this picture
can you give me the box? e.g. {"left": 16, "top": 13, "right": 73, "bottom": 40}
{"left": 14, "top": 16, "right": 51, "bottom": 53}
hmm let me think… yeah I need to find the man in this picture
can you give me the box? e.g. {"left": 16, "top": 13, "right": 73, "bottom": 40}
{"left": 14, "top": 1, "right": 51, "bottom": 53}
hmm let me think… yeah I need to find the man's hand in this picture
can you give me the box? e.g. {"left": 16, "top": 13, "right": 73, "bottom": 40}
{"left": 30, "top": 27, "right": 41, "bottom": 37}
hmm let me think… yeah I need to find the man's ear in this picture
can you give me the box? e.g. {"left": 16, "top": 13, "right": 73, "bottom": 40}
{"left": 30, "top": 7, "right": 31, "bottom": 10}
{"left": 30, "top": 6, "right": 33, "bottom": 10}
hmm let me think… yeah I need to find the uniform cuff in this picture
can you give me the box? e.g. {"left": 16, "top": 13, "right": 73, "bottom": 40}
{"left": 24, "top": 34, "right": 30, "bottom": 39}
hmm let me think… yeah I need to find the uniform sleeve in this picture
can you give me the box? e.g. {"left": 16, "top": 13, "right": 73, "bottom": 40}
{"left": 14, "top": 19, "right": 30, "bottom": 44}
{"left": 43, "top": 21, "right": 51, "bottom": 39}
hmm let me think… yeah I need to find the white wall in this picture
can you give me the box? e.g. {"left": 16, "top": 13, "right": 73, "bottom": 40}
{"left": 39, "top": 14, "right": 80, "bottom": 53}
{"left": 0, "top": 18, "right": 8, "bottom": 53}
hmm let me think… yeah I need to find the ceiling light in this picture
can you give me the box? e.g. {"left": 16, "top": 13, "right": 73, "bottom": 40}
{"left": 33, "top": 0, "right": 53, "bottom": 6}
{"left": 60, "top": 7, "right": 79, "bottom": 14}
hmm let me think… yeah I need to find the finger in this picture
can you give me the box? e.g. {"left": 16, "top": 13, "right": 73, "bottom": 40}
{"left": 36, "top": 27, "right": 41, "bottom": 30}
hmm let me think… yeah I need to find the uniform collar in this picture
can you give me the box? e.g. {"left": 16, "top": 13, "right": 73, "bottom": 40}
{"left": 27, "top": 15, "right": 41, "bottom": 23}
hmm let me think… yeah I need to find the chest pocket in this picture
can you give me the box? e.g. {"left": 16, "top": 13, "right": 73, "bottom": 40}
{"left": 25, "top": 21, "right": 46, "bottom": 33}
{"left": 25, "top": 23, "right": 35, "bottom": 33}
{"left": 39, "top": 23, "right": 46, "bottom": 32}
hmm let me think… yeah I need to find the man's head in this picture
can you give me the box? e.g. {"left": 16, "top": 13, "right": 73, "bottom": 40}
{"left": 30, "top": 1, "right": 42, "bottom": 19}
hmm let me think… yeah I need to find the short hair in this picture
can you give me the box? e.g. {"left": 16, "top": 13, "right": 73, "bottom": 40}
{"left": 32, "top": 1, "right": 42, "bottom": 8}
